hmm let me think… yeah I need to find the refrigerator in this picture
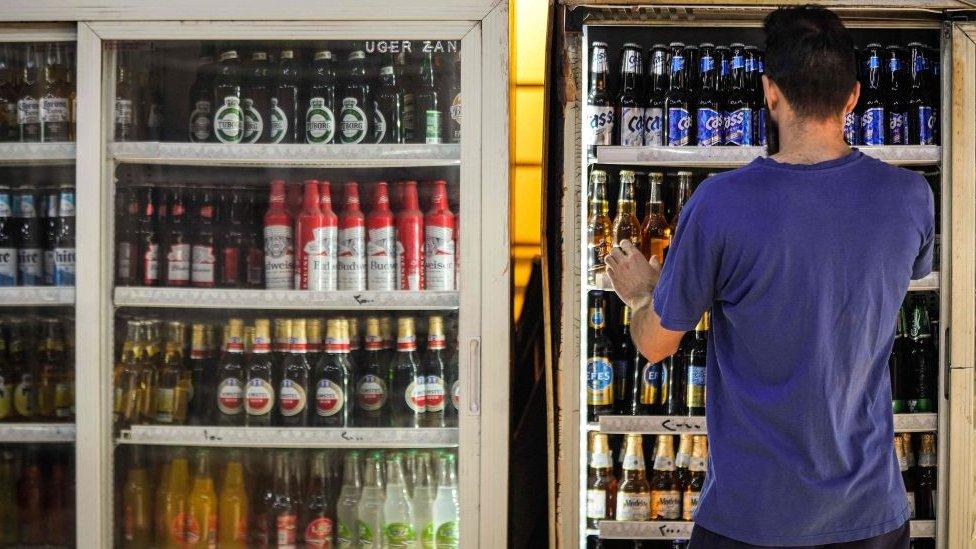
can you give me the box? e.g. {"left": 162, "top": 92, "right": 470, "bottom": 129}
{"left": 544, "top": 2, "right": 976, "bottom": 548}
{"left": 0, "top": 3, "right": 510, "bottom": 548}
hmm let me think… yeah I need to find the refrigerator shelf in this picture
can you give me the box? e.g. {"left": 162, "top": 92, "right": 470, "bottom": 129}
{"left": 0, "top": 142, "right": 75, "bottom": 165}
{"left": 596, "top": 520, "right": 936, "bottom": 540}
{"left": 597, "top": 413, "right": 937, "bottom": 434}
{"left": 0, "top": 423, "right": 76, "bottom": 443}
{"left": 585, "top": 271, "right": 940, "bottom": 294}
{"left": 0, "top": 286, "right": 74, "bottom": 306}
{"left": 117, "top": 425, "right": 459, "bottom": 448}
{"left": 109, "top": 141, "right": 461, "bottom": 168}
{"left": 113, "top": 287, "right": 459, "bottom": 310}
{"left": 594, "top": 145, "right": 940, "bottom": 168}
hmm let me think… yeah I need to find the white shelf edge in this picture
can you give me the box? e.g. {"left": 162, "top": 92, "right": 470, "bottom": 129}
{"left": 0, "top": 423, "right": 76, "bottom": 443}
{"left": 113, "top": 287, "right": 459, "bottom": 310}
{"left": 109, "top": 141, "right": 461, "bottom": 167}
{"left": 893, "top": 413, "right": 939, "bottom": 432}
{"left": 596, "top": 413, "right": 936, "bottom": 435}
{"left": 908, "top": 271, "right": 940, "bottom": 292}
{"left": 0, "top": 286, "right": 74, "bottom": 306}
{"left": 596, "top": 520, "right": 936, "bottom": 540}
{"left": 0, "top": 142, "right": 75, "bottom": 164}
{"left": 117, "top": 425, "right": 459, "bottom": 448}
{"left": 594, "top": 145, "right": 941, "bottom": 168}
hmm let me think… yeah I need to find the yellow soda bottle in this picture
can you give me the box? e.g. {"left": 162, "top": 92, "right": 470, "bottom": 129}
{"left": 121, "top": 446, "right": 153, "bottom": 547}
{"left": 185, "top": 449, "right": 218, "bottom": 548}
{"left": 217, "top": 451, "right": 248, "bottom": 548}
{"left": 160, "top": 452, "right": 190, "bottom": 549}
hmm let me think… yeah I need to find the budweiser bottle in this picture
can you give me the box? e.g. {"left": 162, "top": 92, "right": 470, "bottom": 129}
{"left": 219, "top": 188, "right": 247, "bottom": 288}
{"left": 243, "top": 190, "right": 265, "bottom": 288}
{"left": 337, "top": 181, "right": 366, "bottom": 291}
{"left": 164, "top": 189, "right": 191, "bottom": 287}
{"left": 295, "top": 180, "right": 331, "bottom": 291}
{"left": 366, "top": 181, "right": 397, "bottom": 291}
{"left": 191, "top": 189, "right": 218, "bottom": 288}
{"left": 116, "top": 187, "right": 139, "bottom": 286}
{"left": 286, "top": 182, "right": 303, "bottom": 219}
{"left": 424, "top": 180, "right": 455, "bottom": 291}
{"left": 137, "top": 187, "right": 159, "bottom": 286}
{"left": 396, "top": 181, "right": 424, "bottom": 291}
{"left": 317, "top": 181, "right": 338, "bottom": 291}
{"left": 264, "top": 180, "right": 294, "bottom": 289}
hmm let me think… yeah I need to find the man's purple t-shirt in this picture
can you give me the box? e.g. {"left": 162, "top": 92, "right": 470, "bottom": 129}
{"left": 652, "top": 150, "right": 934, "bottom": 546}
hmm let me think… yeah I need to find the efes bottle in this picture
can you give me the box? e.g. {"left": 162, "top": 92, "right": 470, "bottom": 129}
{"left": 859, "top": 44, "right": 886, "bottom": 146}
{"left": 587, "top": 291, "right": 614, "bottom": 421}
{"left": 694, "top": 43, "right": 723, "bottom": 147}
{"left": 664, "top": 42, "right": 691, "bottom": 146}
{"left": 616, "top": 43, "right": 644, "bottom": 147}
{"left": 584, "top": 42, "right": 614, "bottom": 157}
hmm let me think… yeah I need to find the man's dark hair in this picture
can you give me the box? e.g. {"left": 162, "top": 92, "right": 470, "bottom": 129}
{"left": 763, "top": 5, "right": 857, "bottom": 119}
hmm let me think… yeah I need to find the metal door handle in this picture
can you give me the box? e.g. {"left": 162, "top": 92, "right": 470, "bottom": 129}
{"left": 468, "top": 337, "right": 481, "bottom": 414}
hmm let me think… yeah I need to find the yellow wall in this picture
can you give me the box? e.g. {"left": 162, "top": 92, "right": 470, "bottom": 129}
{"left": 511, "top": 0, "right": 547, "bottom": 319}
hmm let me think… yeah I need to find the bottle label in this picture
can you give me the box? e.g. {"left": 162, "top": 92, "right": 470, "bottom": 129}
{"left": 906, "top": 491, "right": 916, "bottom": 518}
{"left": 671, "top": 55, "right": 685, "bottom": 73}
{"left": 425, "top": 110, "right": 442, "bottom": 144}
{"left": 696, "top": 108, "right": 723, "bottom": 146}
{"left": 889, "top": 111, "right": 909, "bottom": 145}
{"left": 861, "top": 107, "right": 885, "bottom": 146}
{"left": 451, "top": 93, "right": 461, "bottom": 132}
{"left": 264, "top": 224, "right": 294, "bottom": 289}
{"left": 435, "top": 522, "right": 459, "bottom": 548}
{"left": 666, "top": 108, "right": 691, "bottom": 146}
{"left": 191, "top": 244, "right": 216, "bottom": 284}
{"left": 686, "top": 364, "right": 706, "bottom": 408}
{"left": 406, "top": 376, "right": 427, "bottom": 412}
{"left": 451, "top": 379, "right": 460, "bottom": 411}
{"left": 843, "top": 111, "right": 858, "bottom": 145}
{"left": 279, "top": 379, "right": 308, "bottom": 416}
{"left": 683, "top": 490, "right": 701, "bottom": 520}
{"left": 277, "top": 513, "right": 298, "bottom": 545}
{"left": 918, "top": 452, "right": 937, "bottom": 467}
{"left": 616, "top": 492, "right": 650, "bottom": 521}
{"left": 17, "top": 248, "right": 42, "bottom": 285}
{"left": 724, "top": 108, "right": 753, "bottom": 146}
{"left": 56, "top": 381, "right": 72, "bottom": 417}
{"left": 384, "top": 522, "right": 416, "bottom": 547}
{"left": 918, "top": 106, "right": 935, "bottom": 145}
{"left": 422, "top": 523, "right": 436, "bottom": 549}
{"left": 586, "top": 357, "right": 613, "bottom": 406}
{"left": 60, "top": 191, "right": 75, "bottom": 217}
{"left": 214, "top": 96, "right": 243, "bottom": 143}
{"left": 40, "top": 97, "right": 69, "bottom": 123}
{"left": 340, "top": 97, "right": 369, "bottom": 144}
{"left": 425, "top": 224, "right": 455, "bottom": 291}
{"left": 115, "top": 99, "right": 134, "bottom": 127}
{"left": 44, "top": 247, "right": 55, "bottom": 285}
{"left": 757, "top": 107, "right": 768, "bottom": 146}
{"left": 584, "top": 105, "right": 614, "bottom": 146}
{"left": 425, "top": 374, "right": 446, "bottom": 411}
{"left": 306, "top": 97, "right": 336, "bottom": 144}
{"left": 306, "top": 225, "right": 338, "bottom": 291}
{"left": 0, "top": 193, "right": 9, "bottom": 217}
{"left": 651, "top": 489, "right": 681, "bottom": 519}
{"left": 154, "top": 387, "right": 175, "bottom": 423}
{"left": 586, "top": 489, "right": 607, "bottom": 519}
{"left": 653, "top": 455, "right": 674, "bottom": 471}
{"left": 338, "top": 522, "right": 355, "bottom": 548}
{"left": 367, "top": 225, "right": 397, "bottom": 290}
{"left": 643, "top": 107, "right": 664, "bottom": 146}
{"left": 590, "top": 451, "right": 611, "bottom": 468}
{"left": 270, "top": 99, "right": 288, "bottom": 144}
{"left": 305, "top": 517, "right": 334, "bottom": 547}
{"left": 167, "top": 243, "right": 191, "bottom": 282}
{"left": 242, "top": 98, "right": 263, "bottom": 143}
{"left": 623, "top": 453, "right": 644, "bottom": 471}
{"left": 358, "top": 521, "right": 375, "bottom": 547}
{"left": 0, "top": 248, "right": 16, "bottom": 286}
{"left": 0, "top": 380, "right": 11, "bottom": 419}
{"left": 217, "top": 378, "right": 244, "bottom": 415}
{"left": 314, "top": 379, "right": 344, "bottom": 416}
{"left": 338, "top": 225, "right": 366, "bottom": 291}
{"left": 640, "top": 363, "right": 660, "bottom": 405}
{"left": 14, "top": 376, "right": 33, "bottom": 417}
{"left": 17, "top": 97, "right": 39, "bottom": 125}
{"left": 245, "top": 378, "right": 275, "bottom": 416}
{"left": 616, "top": 106, "right": 643, "bottom": 146}
{"left": 356, "top": 374, "right": 387, "bottom": 411}
{"left": 143, "top": 243, "right": 159, "bottom": 285}
{"left": 374, "top": 106, "right": 387, "bottom": 143}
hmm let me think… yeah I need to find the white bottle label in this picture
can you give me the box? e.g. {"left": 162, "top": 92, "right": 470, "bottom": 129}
{"left": 115, "top": 241, "right": 130, "bottom": 280}
{"left": 189, "top": 100, "right": 212, "bottom": 142}
{"left": 0, "top": 248, "right": 16, "bottom": 286}
{"left": 17, "top": 98, "right": 39, "bottom": 124}
{"left": 307, "top": 225, "right": 338, "bottom": 291}
{"left": 279, "top": 379, "right": 307, "bottom": 416}
{"left": 424, "top": 225, "right": 455, "bottom": 291}
{"left": 242, "top": 98, "right": 263, "bottom": 143}
{"left": 424, "top": 375, "right": 445, "bottom": 412}
{"left": 216, "top": 378, "right": 244, "bottom": 415}
{"left": 245, "top": 378, "right": 275, "bottom": 416}
{"left": 314, "top": 379, "right": 344, "bottom": 417}
{"left": 191, "top": 244, "right": 216, "bottom": 284}
{"left": 584, "top": 105, "right": 614, "bottom": 146}
{"left": 166, "top": 243, "right": 191, "bottom": 282}
{"left": 305, "top": 97, "right": 335, "bottom": 144}
{"left": 340, "top": 97, "right": 368, "bottom": 144}
{"left": 586, "top": 489, "right": 607, "bottom": 519}
{"left": 356, "top": 375, "right": 387, "bottom": 411}
{"left": 405, "top": 376, "right": 426, "bottom": 412}
{"left": 367, "top": 225, "right": 397, "bottom": 291}
{"left": 337, "top": 225, "right": 365, "bottom": 291}
{"left": 615, "top": 493, "right": 650, "bottom": 521}
{"left": 643, "top": 107, "right": 664, "bottom": 146}
{"left": 40, "top": 97, "right": 69, "bottom": 123}
{"left": 214, "top": 96, "right": 243, "bottom": 143}
{"left": 619, "top": 106, "right": 645, "bottom": 146}
{"left": 264, "top": 224, "right": 294, "bottom": 289}
{"left": 270, "top": 100, "right": 288, "bottom": 144}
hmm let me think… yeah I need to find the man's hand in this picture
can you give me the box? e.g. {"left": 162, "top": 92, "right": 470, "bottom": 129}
{"left": 606, "top": 240, "right": 661, "bottom": 312}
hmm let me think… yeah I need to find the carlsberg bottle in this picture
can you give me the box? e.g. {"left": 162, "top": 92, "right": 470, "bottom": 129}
{"left": 382, "top": 454, "right": 415, "bottom": 548}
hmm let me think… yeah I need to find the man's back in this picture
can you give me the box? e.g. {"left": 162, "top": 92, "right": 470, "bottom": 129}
{"left": 651, "top": 151, "right": 934, "bottom": 545}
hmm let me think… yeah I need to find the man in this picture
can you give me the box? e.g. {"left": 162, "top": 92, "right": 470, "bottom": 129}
{"left": 606, "top": 6, "right": 933, "bottom": 549}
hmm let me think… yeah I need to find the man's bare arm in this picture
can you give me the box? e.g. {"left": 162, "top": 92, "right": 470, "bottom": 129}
{"left": 630, "top": 301, "right": 685, "bottom": 363}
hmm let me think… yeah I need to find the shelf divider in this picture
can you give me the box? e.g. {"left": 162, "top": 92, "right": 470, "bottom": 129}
{"left": 113, "top": 287, "right": 459, "bottom": 310}
{"left": 117, "top": 425, "right": 459, "bottom": 448}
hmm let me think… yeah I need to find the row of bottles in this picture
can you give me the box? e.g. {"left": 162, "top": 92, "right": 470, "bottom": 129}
{"left": 0, "top": 314, "right": 74, "bottom": 422}
{"left": 0, "top": 42, "right": 75, "bottom": 143}
{"left": 0, "top": 183, "right": 76, "bottom": 287}
{"left": 118, "top": 445, "right": 459, "bottom": 548}
{"left": 114, "top": 313, "right": 459, "bottom": 429}
{"left": 0, "top": 444, "right": 75, "bottom": 547}
{"left": 897, "top": 432, "right": 939, "bottom": 520}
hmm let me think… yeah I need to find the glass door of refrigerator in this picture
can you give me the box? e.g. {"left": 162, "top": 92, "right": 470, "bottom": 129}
{"left": 0, "top": 23, "right": 77, "bottom": 548}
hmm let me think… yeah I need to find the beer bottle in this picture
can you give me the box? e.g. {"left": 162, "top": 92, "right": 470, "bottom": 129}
{"left": 338, "top": 181, "right": 366, "bottom": 291}
{"left": 685, "top": 313, "right": 708, "bottom": 416}
{"left": 586, "top": 432, "right": 618, "bottom": 527}
{"left": 643, "top": 44, "right": 667, "bottom": 146}
{"left": 665, "top": 43, "right": 692, "bottom": 146}
{"left": 749, "top": 47, "right": 769, "bottom": 146}
{"left": 375, "top": 53, "right": 405, "bottom": 144}
{"left": 216, "top": 188, "right": 244, "bottom": 287}
{"left": 244, "top": 189, "right": 265, "bottom": 288}
{"left": 217, "top": 451, "right": 248, "bottom": 548}
{"left": 41, "top": 188, "right": 58, "bottom": 286}
{"left": 586, "top": 170, "right": 612, "bottom": 285}
{"left": 186, "top": 449, "right": 218, "bottom": 548}
{"left": 17, "top": 44, "right": 42, "bottom": 142}
{"left": 164, "top": 189, "right": 191, "bottom": 287}
{"left": 339, "top": 50, "right": 372, "bottom": 144}
{"left": 616, "top": 306, "right": 640, "bottom": 416}
{"left": 242, "top": 49, "right": 272, "bottom": 144}
{"left": 0, "top": 451, "right": 16, "bottom": 544}
{"left": 0, "top": 326, "right": 12, "bottom": 420}
{"left": 684, "top": 44, "right": 700, "bottom": 99}
{"left": 896, "top": 434, "right": 916, "bottom": 518}
{"left": 859, "top": 44, "right": 886, "bottom": 146}
{"left": 271, "top": 450, "right": 302, "bottom": 546}
{"left": 612, "top": 170, "right": 641, "bottom": 251}
{"left": 683, "top": 435, "right": 707, "bottom": 520}
{"left": 145, "top": 47, "right": 165, "bottom": 141}
{"left": 908, "top": 299, "right": 937, "bottom": 413}
{"left": 723, "top": 44, "right": 753, "bottom": 146}
{"left": 52, "top": 184, "right": 75, "bottom": 286}
{"left": 188, "top": 46, "right": 215, "bottom": 142}
{"left": 391, "top": 316, "right": 425, "bottom": 427}
{"left": 662, "top": 338, "right": 687, "bottom": 416}
{"left": 356, "top": 317, "right": 389, "bottom": 427}
{"left": 587, "top": 292, "right": 614, "bottom": 421}
{"left": 0, "top": 186, "right": 15, "bottom": 286}
{"left": 40, "top": 43, "right": 69, "bottom": 142}
{"left": 425, "top": 179, "right": 456, "bottom": 291}
{"left": 415, "top": 52, "right": 442, "bottom": 144}
{"left": 305, "top": 48, "right": 337, "bottom": 145}
{"left": 191, "top": 189, "right": 218, "bottom": 288}
{"left": 264, "top": 179, "right": 295, "bottom": 290}
{"left": 311, "top": 318, "right": 351, "bottom": 427}
{"left": 133, "top": 186, "right": 159, "bottom": 286}
{"left": 112, "top": 320, "right": 140, "bottom": 426}
{"left": 615, "top": 434, "right": 650, "bottom": 521}
{"left": 185, "top": 324, "right": 211, "bottom": 425}
{"left": 273, "top": 318, "right": 292, "bottom": 369}
{"left": 8, "top": 321, "right": 33, "bottom": 421}
{"left": 639, "top": 172, "right": 668, "bottom": 263}
{"left": 212, "top": 48, "right": 243, "bottom": 144}
{"left": 674, "top": 434, "right": 693, "bottom": 491}
{"left": 270, "top": 48, "right": 301, "bottom": 144}
{"left": 154, "top": 321, "right": 188, "bottom": 424}
{"left": 214, "top": 319, "right": 246, "bottom": 425}
{"left": 396, "top": 180, "right": 424, "bottom": 291}
{"left": 304, "top": 450, "right": 336, "bottom": 547}
{"left": 422, "top": 315, "right": 449, "bottom": 427}
{"left": 347, "top": 316, "right": 363, "bottom": 374}
{"left": 617, "top": 44, "right": 645, "bottom": 147}
{"left": 0, "top": 45, "right": 16, "bottom": 142}
{"left": 908, "top": 43, "right": 935, "bottom": 145}
{"left": 337, "top": 451, "right": 363, "bottom": 548}
{"left": 18, "top": 448, "right": 44, "bottom": 544}
{"left": 278, "top": 318, "right": 311, "bottom": 426}
{"left": 668, "top": 171, "right": 693, "bottom": 242}
{"left": 885, "top": 46, "right": 909, "bottom": 145}
{"left": 915, "top": 433, "right": 937, "bottom": 519}
{"left": 367, "top": 182, "right": 397, "bottom": 291}
{"left": 114, "top": 48, "right": 137, "bottom": 141}
{"left": 447, "top": 52, "right": 461, "bottom": 144}
{"left": 122, "top": 446, "right": 153, "bottom": 548}
{"left": 312, "top": 181, "right": 339, "bottom": 291}
{"left": 15, "top": 188, "right": 42, "bottom": 285}
{"left": 34, "top": 318, "right": 61, "bottom": 419}
{"left": 244, "top": 319, "right": 275, "bottom": 426}
{"left": 890, "top": 305, "right": 909, "bottom": 413}
{"left": 585, "top": 42, "right": 613, "bottom": 157}
{"left": 695, "top": 44, "right": 723, "bottom": 147}
{"left": 139, "top": 321, "right": 162, "bottom": 422}
{"left": 649, "top": 435, "right": 680, "bottom": 519}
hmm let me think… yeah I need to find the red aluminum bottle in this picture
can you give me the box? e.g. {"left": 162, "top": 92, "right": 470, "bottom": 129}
{"left": 337, "top": 181, "right": 366, "bottom": 291}
{"left": 285, "top": 181, "right": 303, "bottom": 218}
{"left": 295, "top": 179, "right": 329, "bottom": 291}
{"left": 317, "top": 181, "right": 338, "bottom": 291}
{"left": 366, "top": 181, "right": 397, "bottom": 291}
{"left": 424, "top": 179, "right": 456, "bottom": 291}
{"left": 396, "top": 180, "right": 425, "bottom": 291}
{"left": 264, "top": 179, "right": 294, "bottom": 289}
{"left": 392, "top": 180, "right": 405, "bottom": 211}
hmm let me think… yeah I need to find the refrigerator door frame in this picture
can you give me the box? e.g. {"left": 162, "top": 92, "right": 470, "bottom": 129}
{"left": 75, "top": 13, "right": 509, "bottom": 549}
